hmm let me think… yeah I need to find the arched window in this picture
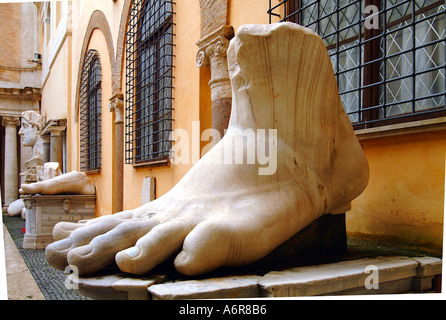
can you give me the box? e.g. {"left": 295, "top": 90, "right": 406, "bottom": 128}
{"left": 80, "top": 49, "right": 102, "bottom": 171}
{"left": 125, "top": 0, "right": 175, "bottom": 164}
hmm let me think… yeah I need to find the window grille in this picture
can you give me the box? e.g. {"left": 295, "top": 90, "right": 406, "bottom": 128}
{"left": 268, "top": 0, "right": 445, "bottom": 129}
{"left": 125, "top": 0, "right": 175, "bottom": 164}
{"left": 79, "top": 49, "right": 102, "bottom": 171}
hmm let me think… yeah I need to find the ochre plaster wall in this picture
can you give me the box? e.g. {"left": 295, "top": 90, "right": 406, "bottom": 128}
{"left": 41, "top": 39, "right": 70, "bottom": 121}
{"left": 229, "top": 0, "right": 282, "bottom": 33}
{"left": 83, "top": 28, "right": 114, "bottom": 216}
{"left": 347, "top": 130, "right": 445, "bottom": 255}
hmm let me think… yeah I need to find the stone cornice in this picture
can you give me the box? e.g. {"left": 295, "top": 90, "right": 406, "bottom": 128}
{"left": 0, "top": 87, "right": 41, "bottom": 100}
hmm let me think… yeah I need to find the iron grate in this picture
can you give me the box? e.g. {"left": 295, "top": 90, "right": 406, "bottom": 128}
{"left": 268, "top": 0, "right": 445, "bottom": 129}
{"left": 79, "top": 49, "right": 102, "bottom": 171}
{"left": 125, "top": 0, "right": 175, "bottom": 164}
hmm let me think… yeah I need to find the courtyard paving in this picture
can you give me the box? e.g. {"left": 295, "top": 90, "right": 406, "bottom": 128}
{"left": 2, "top": 214, "right": 90, "bottom": 300}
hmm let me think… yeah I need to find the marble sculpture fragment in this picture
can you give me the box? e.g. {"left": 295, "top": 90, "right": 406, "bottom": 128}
{"left": 45, "top": 23, "right": 369, "bottom": 276}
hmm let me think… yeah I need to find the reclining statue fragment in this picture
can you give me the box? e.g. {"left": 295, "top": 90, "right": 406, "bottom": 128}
{"left": 45, "top": 23, "right": 369, "bottom": 276}
{"left": 19, "top": 170, "right": 95, "bottom": 196}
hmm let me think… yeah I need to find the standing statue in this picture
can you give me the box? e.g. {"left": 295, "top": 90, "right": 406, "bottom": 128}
{"left": 45, "top": 23, "right": 369, "bottom": 276}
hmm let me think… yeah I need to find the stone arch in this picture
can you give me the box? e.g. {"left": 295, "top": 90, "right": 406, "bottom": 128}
{"left": 198, "top": 0, "right": 229, "bottom": 37}
{"left": 74, "top": 10, "right": 115, "bottom": 123}
{"left": 112, "top": 0, "right": 132, "bottom": 97}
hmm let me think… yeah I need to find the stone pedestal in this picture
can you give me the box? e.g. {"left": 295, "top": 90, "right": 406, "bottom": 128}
{"left": 22, "top": 194, "right": 96, "bottom": 249}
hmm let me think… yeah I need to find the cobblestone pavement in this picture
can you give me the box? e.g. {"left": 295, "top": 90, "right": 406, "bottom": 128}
{"left": 3, "top": 215, "right": 91, "bottom": 300}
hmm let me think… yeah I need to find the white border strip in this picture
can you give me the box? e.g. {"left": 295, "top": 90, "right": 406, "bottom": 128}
{"left": 0, "top": 185, "right": 8, "bottom": 300}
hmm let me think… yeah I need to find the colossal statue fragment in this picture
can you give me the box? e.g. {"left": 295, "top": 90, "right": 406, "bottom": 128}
{"left": 19, "top": 110, "right": 45, "bottom": 183}
{"left": 45, "top": 23, "right": 369, "bottom": 276}
{"left": 7, "top": 110, "right": 45, "bottom": 217}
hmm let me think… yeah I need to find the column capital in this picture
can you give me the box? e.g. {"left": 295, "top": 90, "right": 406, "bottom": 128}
{"left": 40, "top": 119, "right": 67, "bottom": 135}
{"left": 109, "top": 93, "right": 124, "bottom": 124}
{"left": 48, "top": 126, "right": 66, "bottom": 136}
{"left": 196, "top": 25, "right": 234, "bottom": 68}
{"left": 2, "top": 116, "right": 20, "bottom": 127}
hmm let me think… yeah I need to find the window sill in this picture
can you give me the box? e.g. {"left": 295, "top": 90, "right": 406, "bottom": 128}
{"left": 84, "top": 169, "right": 101, "bottom": 174}
{"left": 355, "top": 117, "right": 446, "bottom": 141}
{"left": 132, "top": 158, "right": 170, "bottom": 168}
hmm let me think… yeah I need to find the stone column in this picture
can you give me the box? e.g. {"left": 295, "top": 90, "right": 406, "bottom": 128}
{"left": 109, "top": 93, "right": 124, "bottom": 213}
{"left": 48, "top": 126, "right": 65, "bottom": 170}
{"left": 41, "top": 134, "right": 51, "bottom": 164}
{"left": 2, "top": 116, "right": 20, "bottom": 209}
{"left": 196, "top": 25, "right": 234, "bottom": 139}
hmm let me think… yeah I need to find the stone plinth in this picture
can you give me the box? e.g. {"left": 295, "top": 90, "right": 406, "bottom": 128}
{"left": 73, "top": 272, "right": 164, "bottom": 300}
{"left": 149, "top": 275, "right": 261, "bottom": 300}
{"left": 70, "top": 256, "right": 441, "bottom": 300}
{"left": 22, "top": 194, "right": 96, "bottom": 249}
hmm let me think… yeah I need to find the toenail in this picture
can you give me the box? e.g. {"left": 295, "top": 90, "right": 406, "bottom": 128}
{"left": 176, "top": 250, "right": 188, "bottom": 263}
{"left": 122, "top": 246, "right": 141, "bottom": 258}
{"left": 52, "top": 238, "right": 73, "bottom": 251}
{"left": 75, "top": 244, "right": 93, "bottom": 257}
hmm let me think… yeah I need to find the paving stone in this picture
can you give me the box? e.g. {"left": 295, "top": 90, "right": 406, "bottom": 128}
{"left": 3, "top": 215, "right": 91, "bottom": 300}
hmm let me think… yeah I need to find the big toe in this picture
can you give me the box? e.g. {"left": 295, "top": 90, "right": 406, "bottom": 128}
{"left": 115, "top": 220, "right": 192, "bottom": 275}
{"left": 45, "top": 238, "right": 74, "bottom": 271}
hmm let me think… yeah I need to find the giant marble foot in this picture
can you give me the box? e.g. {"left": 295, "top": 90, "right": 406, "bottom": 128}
{"left": 45, "top": 23, "right": 369, "bottom": 276}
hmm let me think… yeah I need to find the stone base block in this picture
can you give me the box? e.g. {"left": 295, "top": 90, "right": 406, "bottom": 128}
{"left": 23, "top": 234, "right": 54, "bottom": 250}
{"left": 234, "top": 212, "right": 348, "bottom": 274}
{"left": 21, "top": 194, "right": 96, "bottom": 249}
{"left": 70, "top": 256, "right": 441, "bottom": 300}
{"left": 149, "top": 275, "right": 261, "bottom": 300}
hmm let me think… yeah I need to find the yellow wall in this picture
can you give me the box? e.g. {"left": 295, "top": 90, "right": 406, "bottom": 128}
{"left": 347, "top": 130, "right": 445, "bottom": 255}
{"left": 83, "top": 28, "right": 114, "bottom": 216}
{"left": 229, "top": 0, "right": 282, "bottom": 33}
{"left": 41, "top": 38, "right": 70, "bottom": 121}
